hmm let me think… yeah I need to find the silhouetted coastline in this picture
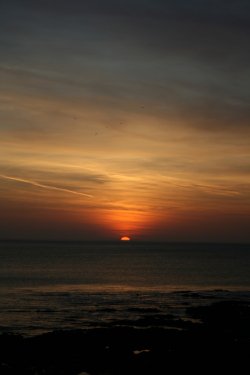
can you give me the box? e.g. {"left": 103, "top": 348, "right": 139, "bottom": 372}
{"left": 0, "top": 300, "right": 249, "bottom": 374}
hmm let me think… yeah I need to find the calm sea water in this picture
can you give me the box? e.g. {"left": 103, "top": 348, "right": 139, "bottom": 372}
{"left": 0, "top": 241, "right": 249, "bottom": 336}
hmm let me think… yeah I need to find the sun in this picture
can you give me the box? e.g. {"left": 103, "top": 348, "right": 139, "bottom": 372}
{"left": 120, "top": 236, "right": 131, "bottom": 241}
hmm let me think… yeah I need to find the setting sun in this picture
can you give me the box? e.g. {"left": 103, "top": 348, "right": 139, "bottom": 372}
{"left": 120, "top": 236, "right": 131, "bottom": 241}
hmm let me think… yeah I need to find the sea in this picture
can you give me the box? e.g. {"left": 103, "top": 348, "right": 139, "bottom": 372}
{"left": 0, "top": 241, "right": 249, "bottom": 336}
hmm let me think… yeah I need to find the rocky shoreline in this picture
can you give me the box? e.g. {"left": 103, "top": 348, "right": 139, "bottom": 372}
{"left": 0, "top": 300, "right": 249, "bottom": 374}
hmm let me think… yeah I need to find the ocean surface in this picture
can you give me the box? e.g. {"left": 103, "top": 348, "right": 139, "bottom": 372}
{"left": 0, "top": 241, "right": 249, "bottom": 336}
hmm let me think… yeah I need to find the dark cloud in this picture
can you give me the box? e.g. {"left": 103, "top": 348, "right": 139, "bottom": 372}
{"left": 2, "top": 0, "right": 249, "bottom": 58}
{"left": 0, "top": 0, "right": 249, "bottom": 131}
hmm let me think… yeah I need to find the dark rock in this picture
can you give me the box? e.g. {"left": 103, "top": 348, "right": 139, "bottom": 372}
{"left": 0, "top": 300, "right": 249, "bottom": 374}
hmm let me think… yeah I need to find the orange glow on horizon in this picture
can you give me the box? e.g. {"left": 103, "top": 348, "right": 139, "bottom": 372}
{"left": 103, "top": 209, "right": 154, "bottom": 239}
{"left": 120, "top": 236, "right": 131, "bottom": 241}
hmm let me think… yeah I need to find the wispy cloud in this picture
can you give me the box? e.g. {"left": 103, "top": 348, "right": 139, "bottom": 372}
{"left": 0, "top": 174, "right": 93, "bottom": 198}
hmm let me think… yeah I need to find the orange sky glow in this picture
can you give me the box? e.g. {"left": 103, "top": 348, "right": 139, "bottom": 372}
{"left": 0, "top": 1, "right": 250, "bottom": 242}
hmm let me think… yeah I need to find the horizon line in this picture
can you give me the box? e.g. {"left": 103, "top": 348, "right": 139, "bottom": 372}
{"left": 0, "top": 239, "right": 249, "bottom": 245}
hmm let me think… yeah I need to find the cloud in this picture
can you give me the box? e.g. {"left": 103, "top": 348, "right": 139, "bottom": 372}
{"left": 1, "top": 1, "right": 250, "bottom": 133}
{"left": 0, "top": 175, "right": 93, "bottom": 198}
{"left": 0, "top": 0, "right": 250, "bottom": 241}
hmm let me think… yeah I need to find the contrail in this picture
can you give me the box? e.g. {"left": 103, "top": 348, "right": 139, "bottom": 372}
{"left": 0, "top": 174, "right": 93, "bottom": 198}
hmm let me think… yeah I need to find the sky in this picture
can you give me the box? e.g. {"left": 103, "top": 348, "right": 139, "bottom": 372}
{"left": 0, "top": 0, "right": 250, "bottom": 242}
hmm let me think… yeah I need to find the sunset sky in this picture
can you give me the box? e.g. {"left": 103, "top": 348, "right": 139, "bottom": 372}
{"left": 0, "top": 0, "right": 250, "bottom": 242}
